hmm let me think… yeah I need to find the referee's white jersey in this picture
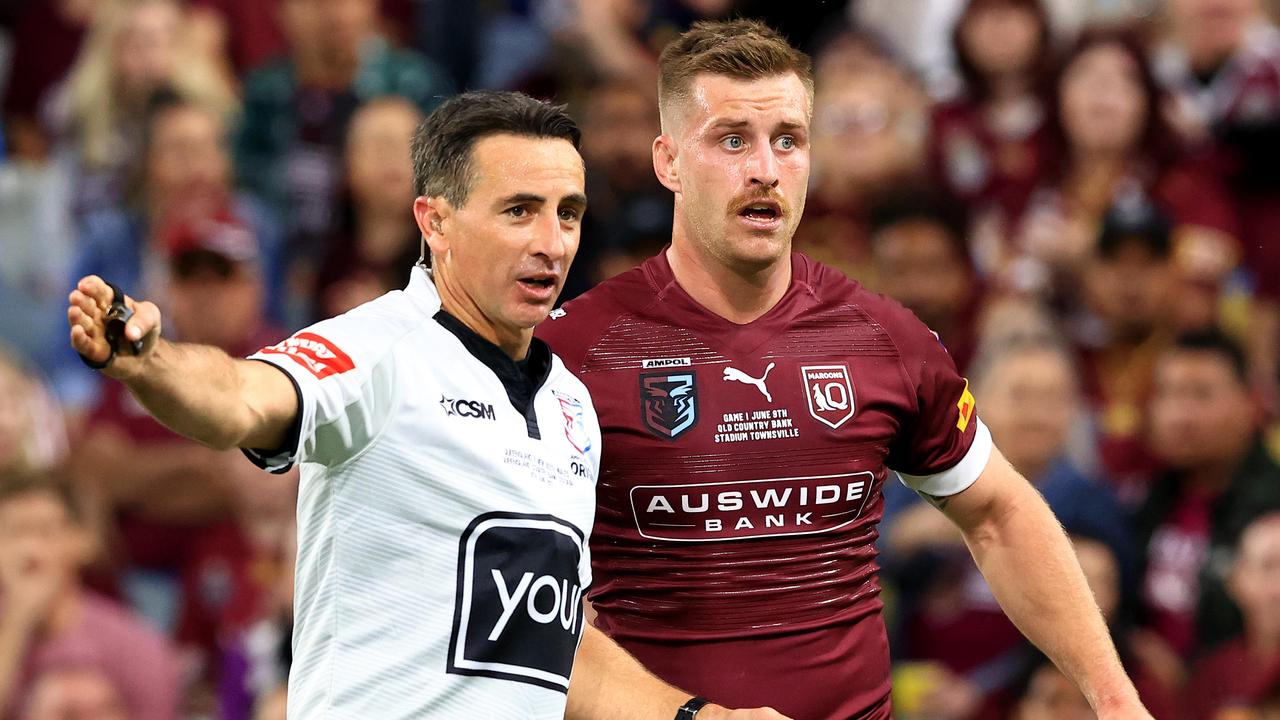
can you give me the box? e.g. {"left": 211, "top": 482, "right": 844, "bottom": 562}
{"left": 244, "top": 265, "right": 601, "bottom": 719}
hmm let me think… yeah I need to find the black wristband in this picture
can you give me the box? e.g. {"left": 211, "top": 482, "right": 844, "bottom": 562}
{"left": 676, "top": 696, "right": 710, "bottom": 720}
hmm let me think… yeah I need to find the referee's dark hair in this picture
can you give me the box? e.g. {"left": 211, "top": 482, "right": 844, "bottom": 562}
{"left": 411, "top": 91, "right": 581, "bottom": 206}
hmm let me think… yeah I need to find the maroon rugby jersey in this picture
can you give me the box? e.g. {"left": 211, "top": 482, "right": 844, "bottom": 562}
{"left": 536, "top": 251, "right": 991, "bottom": 719}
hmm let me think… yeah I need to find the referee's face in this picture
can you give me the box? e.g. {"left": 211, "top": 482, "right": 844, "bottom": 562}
{"left": 421, "top": 133, "right": 587, "bottom": 357}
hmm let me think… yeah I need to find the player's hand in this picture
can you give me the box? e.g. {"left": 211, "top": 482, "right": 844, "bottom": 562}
{"left": 67, "top": 275, "right": 162, "bottom": 379}
{"left": 699, "top": 704, "right": 792, "bottom": 720}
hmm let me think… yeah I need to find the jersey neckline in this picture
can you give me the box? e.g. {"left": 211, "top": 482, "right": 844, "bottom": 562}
{"left": 433, "top": 309, "right": 552, "bottom": 440}
{"left": 639, "top": 248, "right": 822, "bottom": 357}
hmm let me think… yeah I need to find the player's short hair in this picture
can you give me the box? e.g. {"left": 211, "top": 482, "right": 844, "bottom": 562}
{"left": 0, "top": 470, "right": 84, "bottom": 526}
{"left": 411, "top": 90, "right": 581, "bottom": 206}
{"left": 657, "top": 19, "right": 813, "bottom": 128}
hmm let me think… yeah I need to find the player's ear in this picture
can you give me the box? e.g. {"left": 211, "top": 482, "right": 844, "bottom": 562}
{"left": 653, "top": 134, "right": 680, "bottom": 194}
{"left": 415, "top": 196, "right": 452, "bottom": 256}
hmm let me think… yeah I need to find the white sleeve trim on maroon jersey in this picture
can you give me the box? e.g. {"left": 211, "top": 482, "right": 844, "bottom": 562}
{"left": 894, "top": 419, "right": 993, "bottom": 497}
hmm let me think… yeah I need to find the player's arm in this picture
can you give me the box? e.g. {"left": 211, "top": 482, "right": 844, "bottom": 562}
{"left": 67, "top": 275, "right": 297, "bottom": 450}
{"left": 925, "top": 448, "right": 1152, "bottom": 720}
{"left": 566, "top": 624, "right": 789, "bottom": 720}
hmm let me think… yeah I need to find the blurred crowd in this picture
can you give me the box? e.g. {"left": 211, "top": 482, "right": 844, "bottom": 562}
{"left": 3, "top": 0, "right": 1280, "bottom": 718}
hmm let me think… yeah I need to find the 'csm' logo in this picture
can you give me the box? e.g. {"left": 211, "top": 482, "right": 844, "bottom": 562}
{"left": 448, "top": 513, "right": 587, "bottom": 693}
{"left": 440, "top": 395, "right": 496, "bottom": 420}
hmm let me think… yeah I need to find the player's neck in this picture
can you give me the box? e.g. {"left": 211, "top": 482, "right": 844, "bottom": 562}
{"left": 665, "top": 240, "right": 791, "bottom": 325}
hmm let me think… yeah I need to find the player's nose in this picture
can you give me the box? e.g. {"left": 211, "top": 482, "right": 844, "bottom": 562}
{"left": 746, "top": 143, "right": 780, "bottom": 189}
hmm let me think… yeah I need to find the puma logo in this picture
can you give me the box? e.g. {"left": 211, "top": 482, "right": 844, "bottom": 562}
{"left": 723, "top": 363, "right": 776, "bottom": 402}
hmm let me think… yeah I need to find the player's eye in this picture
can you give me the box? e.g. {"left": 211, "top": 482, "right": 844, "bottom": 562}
{"left": 506, "top": 205, "right": 529, "bottom": 218}
{"left": 558, "top": 207, "right": 581, "bottom": 222}
{"left": 775, "top": 135, "right": 796, "bottom": 150}
{"left": 720, "top": 135, "right": 745, "bottom": 151}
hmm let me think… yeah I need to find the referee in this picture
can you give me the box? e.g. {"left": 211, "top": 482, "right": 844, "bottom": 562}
{"left": 67, "top": 91, "right": 786, "bottom": 720}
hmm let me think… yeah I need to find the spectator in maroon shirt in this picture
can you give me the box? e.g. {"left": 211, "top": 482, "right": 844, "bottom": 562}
{"left": 1185, "top": 512, "right": 1280, "bottom": 720}
{"left": 1155, "top": 0, "right": 1280, "bottom": 417}
{"left": 1074, "top": 204, "right": 1176, "bottom": 502}
{"left": 928, "top": 0, "right": 1053, "bottom": 246}
{"left": 1138, "top": 331, "right": 1280, "bottom": 660}
{"left": 1010, "top": 28, "right": 1239, "bottom": 299}
{"left": 0, "top": 473, "right": 179, "bottom": 720}
{"left": 185, "top": 0, "right": 285, "bottom": 78}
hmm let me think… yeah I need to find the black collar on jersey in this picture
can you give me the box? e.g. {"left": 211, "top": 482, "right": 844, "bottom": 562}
{"left": 433, "top": 309, "right": 551, "bottom": 440}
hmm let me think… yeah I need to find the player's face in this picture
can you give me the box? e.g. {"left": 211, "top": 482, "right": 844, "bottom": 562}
{"left": 425, "top": 134, "right": 586, "bottom": 350}
{"left": 662, "top": 73, "right": 810, "bottom": 270}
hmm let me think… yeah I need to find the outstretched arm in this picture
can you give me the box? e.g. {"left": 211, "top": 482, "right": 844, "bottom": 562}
{"left": 67, "top": 275, "right": 297, "bottom": 451}
{"left": 566, "top": 624, "right": 789, "bottom": 720}
{"left": 927, "top": 447, "right": 1152, "bottom": 720}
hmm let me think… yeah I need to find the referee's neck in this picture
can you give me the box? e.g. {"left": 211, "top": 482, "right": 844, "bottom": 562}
{"left": 433, "top": 281, "right": 532, "bottom": 361}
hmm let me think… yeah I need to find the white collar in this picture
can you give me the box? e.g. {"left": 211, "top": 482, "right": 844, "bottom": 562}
{"left": 404, "top": 263, "right": 442, "bottom": 317}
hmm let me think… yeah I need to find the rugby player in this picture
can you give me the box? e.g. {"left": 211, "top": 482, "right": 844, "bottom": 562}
{"left": 537, "top": 20, "right": 1154, "bottom": 720}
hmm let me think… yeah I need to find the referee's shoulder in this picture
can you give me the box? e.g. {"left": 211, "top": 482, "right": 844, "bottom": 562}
{"left": 300, "top": 289, "right": 431, "bottom": 369}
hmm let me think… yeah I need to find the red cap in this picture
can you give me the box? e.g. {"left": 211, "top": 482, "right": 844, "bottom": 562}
{"left": 157, "top": 203, "right": 258, "bottom": 263}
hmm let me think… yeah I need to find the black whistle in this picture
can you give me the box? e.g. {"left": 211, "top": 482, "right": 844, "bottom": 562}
{"left": 80, "top": 282, "right": 143, "bottom": 369}
{"left": 103, "top": 285, "right": 144, "bottom": 356}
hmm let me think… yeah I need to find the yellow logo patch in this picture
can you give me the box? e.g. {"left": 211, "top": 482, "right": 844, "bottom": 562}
{"left": 956, "top": 380, "right": 975, "bottom": 432}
